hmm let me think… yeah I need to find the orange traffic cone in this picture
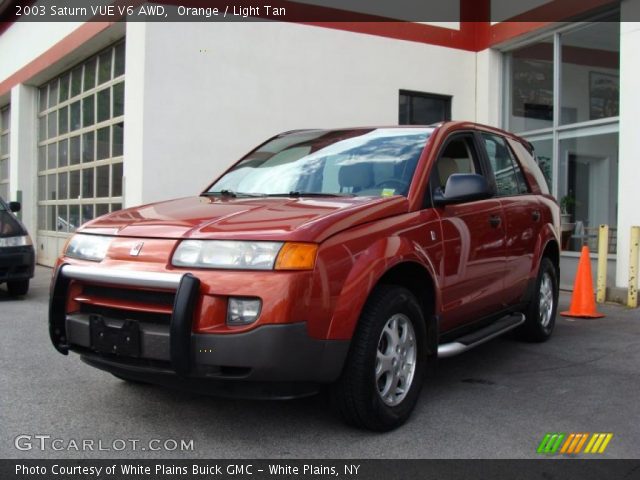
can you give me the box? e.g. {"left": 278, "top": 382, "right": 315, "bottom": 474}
{"left": 561, "top": 245, "right": 605, "bottom": 318}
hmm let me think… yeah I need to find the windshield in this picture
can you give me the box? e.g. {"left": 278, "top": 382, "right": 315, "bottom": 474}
{"left": 0, "top": 199, "right": 23, "bottom": 237}
{"left": 206, "top": 128, "right": 432, "bottom": 197}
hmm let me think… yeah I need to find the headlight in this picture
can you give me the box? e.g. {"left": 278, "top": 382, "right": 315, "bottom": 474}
{"left": 65, "top": 234, "right": 112, "bottom": 262}
{"left": 172, "top": 240, "right": 284, "bottom": 270}
{"left": 0, "top": 235, "right": 32, "bottom": 247}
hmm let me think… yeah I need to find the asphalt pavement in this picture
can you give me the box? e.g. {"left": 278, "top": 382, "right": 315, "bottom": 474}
{"left": 1, "top": 266, "right": 639, "bottom": 459}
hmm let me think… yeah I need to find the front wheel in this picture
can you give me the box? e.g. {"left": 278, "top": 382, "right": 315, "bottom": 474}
{"left": 331, "top": 285, "right": 427, "bottom": 431}
{"left": 517, "top": 257, "right": 558, "bottom": 342}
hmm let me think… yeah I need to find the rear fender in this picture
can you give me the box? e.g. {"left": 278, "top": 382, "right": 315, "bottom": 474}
{"left": 521, "top": 223, "right": 560, "bottom": 304}
{"left": 531, "top": 222, "right": 560, "bottom": 277}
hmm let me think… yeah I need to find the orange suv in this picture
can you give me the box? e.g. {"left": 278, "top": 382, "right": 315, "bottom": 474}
{"left": 49, "top": 122, "right": 560, "bottom": 431}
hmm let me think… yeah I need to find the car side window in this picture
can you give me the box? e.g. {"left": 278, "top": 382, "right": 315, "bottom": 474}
{"left": 482, "top": 133, "right": 529, "bottom": 196}
{"left": 435, "top": 135, "right": 480, "bottom": 191}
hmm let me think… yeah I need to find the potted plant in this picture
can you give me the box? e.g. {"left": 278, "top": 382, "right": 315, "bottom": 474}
{"left": 560, "top": 194, "right": 576, "bottom": 222}
{"left": 559, "top": 194, "right": 576, "bottom": 250}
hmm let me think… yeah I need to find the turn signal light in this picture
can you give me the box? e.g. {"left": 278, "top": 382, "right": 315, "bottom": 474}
{"left": 274, "top": 242, "right": 318, "bottom": 270}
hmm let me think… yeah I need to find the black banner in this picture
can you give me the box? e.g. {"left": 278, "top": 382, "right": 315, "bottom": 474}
{"left": 3, "top": 459, "right": 640, "bottom": 480}
{"left": 0, "top": 0, "right": 626, "bottom": 23}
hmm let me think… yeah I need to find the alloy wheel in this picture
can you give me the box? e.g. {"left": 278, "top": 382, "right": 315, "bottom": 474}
{"left": 375, "top": 313, "right": 417, "bottom": 407}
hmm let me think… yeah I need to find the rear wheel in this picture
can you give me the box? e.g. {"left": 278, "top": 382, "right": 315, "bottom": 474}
{"left": 331, "top": 285, "right": 427, "bottom": 431}
{"left": 7, "top": 279, "right": 29, "bottom": 296}
{"left": 517, "top": 257, "right": 558, "bottom": 342}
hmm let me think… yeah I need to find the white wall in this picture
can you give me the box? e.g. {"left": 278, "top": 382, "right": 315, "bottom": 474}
{"left": 616, "top": 17, "right": 640, "bottom": 288}
{"left": 475, "top": 48, "right": 502, "bottom": 126}
{"left": 0, "top": 22, "right": 83, "bottom": 85}
{"left": 8, "top": 85, "right": 38, "bottom": 237}
{"left": 126, "top": 22, "right": 477, "bottom": 204}
{"left": 121, "top": 22, "right": 147, "bottom": 207}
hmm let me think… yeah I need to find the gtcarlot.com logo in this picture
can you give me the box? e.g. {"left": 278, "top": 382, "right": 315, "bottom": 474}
{"left": 14, "top": 434, "right": 195, "bottom": 452}
{"left": 537, "top": 433, "right": 613, "bottom": 455}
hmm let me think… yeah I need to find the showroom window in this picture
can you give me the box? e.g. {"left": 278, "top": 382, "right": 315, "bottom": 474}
{"left": 399, "top": 90, "right": 451, "bottom": 125}
{"left": 37, "top": 42, "right": 124, "bottom": 236}
{"left": 503, "top": 14, "right": 619, "bottom": 253}
{"left": 0, "top": 105, "right": 9, "bottom": 200}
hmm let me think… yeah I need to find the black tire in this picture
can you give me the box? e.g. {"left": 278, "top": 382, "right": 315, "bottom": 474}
{"left": 7, "top": 279, "right": 29, "bottom": 296}
{"left": 111, "top": 373, "right": 146, "bottom": 385}
{"left": 517, "top": 257, "right": 558, "bottom": 342}
{"left": 331, "top": 285, "right": 427, "bottom": 431}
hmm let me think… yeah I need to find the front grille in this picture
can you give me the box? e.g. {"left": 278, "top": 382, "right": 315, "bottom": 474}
{"left": 74, "top": 284, "right": 176, "bottom": 325}
{"left": 82, "top": 285, "right": 175, "bottom": 306}
{"left": 79, "top": 304, "right": 171, "bottom": 325}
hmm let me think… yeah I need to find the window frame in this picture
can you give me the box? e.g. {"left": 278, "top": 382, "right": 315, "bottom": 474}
{"left": 36, "top": 41, "right": 125, "bottom": 236}
{"left": 501, "top": 13, "right": 620, "bottom": 199}
{"left": 399, "top": 90, "right": 452, "bottom": 126}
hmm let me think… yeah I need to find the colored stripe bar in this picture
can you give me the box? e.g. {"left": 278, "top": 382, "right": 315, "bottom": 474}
{"left": 598, "top": 434, "right": 613, "bottom": 453}
{"left": 542, "top": 432, "right": 612, "bottom": 455}
{"left": 584, "top": 433, "right": 599, "bottom": 453}
{"left": 591, "top": 433, "right": 606, "bottom": 453}
{"left": 567, "top": 433, "right": 584, "bottom": 454}
{"left": 560, "top": 434, "right": 576, "bottom": 454}
{"left": 546, "top": 433, "right": 565, "bottom": 453}
{"left": 537, "top": 434, "right": 553, "bottom": 453}
{"left": 574, "top": 433, "right": 589, "bottom": 453}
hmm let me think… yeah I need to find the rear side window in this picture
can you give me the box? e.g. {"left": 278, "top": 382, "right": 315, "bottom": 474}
{"left": 507, "top": 138, "right": 550, "bottom": 195}
{"left": 482, "top": 133, "right": 529, "bottom": 196}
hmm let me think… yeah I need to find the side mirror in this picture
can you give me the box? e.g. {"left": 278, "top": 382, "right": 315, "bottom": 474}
{"left": 433, "top": 174, "right": 491, "bottom": 206}
{"left": 8, "top": 201, "right": 21, "bottom": 213}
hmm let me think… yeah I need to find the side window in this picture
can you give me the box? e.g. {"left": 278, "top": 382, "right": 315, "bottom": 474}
{"left": 435, "top": 135, "right": 479, "bottom": 191}
{"left": 482, "top": 133, "right": 529, "bottom": 196}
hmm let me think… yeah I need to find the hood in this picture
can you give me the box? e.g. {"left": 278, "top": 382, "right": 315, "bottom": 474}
{"left": 79, "top": 195, "right": 409, "bottom": 242}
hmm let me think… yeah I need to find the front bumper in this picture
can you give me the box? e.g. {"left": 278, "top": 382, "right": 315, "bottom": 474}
{"left": 0, "top": 245, "right": 35, "bottom": 283}
{"left": 49, "top": 264, "right": 349, "bottom": 394}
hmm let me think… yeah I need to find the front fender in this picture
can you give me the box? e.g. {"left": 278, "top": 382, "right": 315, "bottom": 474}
{"left": 321, "top": 235, "right": 440, "bottom": 340}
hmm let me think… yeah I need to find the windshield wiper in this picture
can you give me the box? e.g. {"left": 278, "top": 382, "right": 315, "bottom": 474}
{"left": 201, "top": 190, "right": 265, "bottom": 198}
{"left": 266, "top": 192, "right": 355, "bottom": 198}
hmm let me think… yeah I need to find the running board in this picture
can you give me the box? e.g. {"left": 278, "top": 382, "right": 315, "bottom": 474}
{"left": 437, "top": 313, "right": 526, "bottom": 358}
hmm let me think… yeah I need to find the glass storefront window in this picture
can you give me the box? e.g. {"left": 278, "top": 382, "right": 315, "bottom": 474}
{"left": 560, "top": 20, "right": 620, "bottom": 125}
{"left": 557, "top": 132, "right": 618, "bottom": 252}
{"left": 507, "top": 37, "right": 554, "bottom": 132}
{"left": 504, "top": 15, "right": 620, "bottom": 254}
{"left": 529, "top": 138, "right": 553, "bottom": 192}
{"left": 37, "top": 42, "right": 124, "bottom": 236}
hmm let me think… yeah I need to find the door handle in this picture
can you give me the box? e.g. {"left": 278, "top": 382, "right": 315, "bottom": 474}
{"left": 489, "top": 215, "right": 502, "bottom": 228}
{"left": 532, "top": 210, "right": 541, "bottom": 222}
